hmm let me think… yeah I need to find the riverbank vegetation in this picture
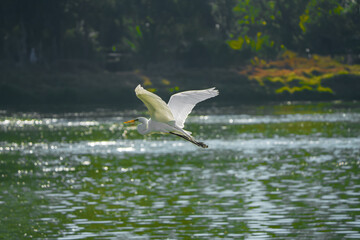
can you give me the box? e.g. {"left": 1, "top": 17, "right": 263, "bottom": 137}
{"left": 1, "top": 0, "right": 359, "bottom": 106}
{"left": 239, "top": 51, "right": 360, "bottom": 95}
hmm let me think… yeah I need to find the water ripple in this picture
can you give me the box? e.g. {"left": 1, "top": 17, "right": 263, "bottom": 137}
{"left": 1, "top": 137, "right": 359, "bottom": 155}
{"left": 189, "top": 112, "right": 360, "bottom": 125}
{"left": 1, "top": 102, "right": 360, "bottom": 239}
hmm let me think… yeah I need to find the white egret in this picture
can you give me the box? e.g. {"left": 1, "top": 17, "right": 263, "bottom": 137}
{"left": 124, "top": 84, "right": 219, "bottom": 148}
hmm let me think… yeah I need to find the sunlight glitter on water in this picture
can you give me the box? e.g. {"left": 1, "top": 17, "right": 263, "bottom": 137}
{"left": 1, "top": 102, "right": 360, "bottom": 239}
{"left": 1, "top": 111, "right": 359, "bottom": 129}
{"left": 0, "top": 118, "right": 101, "bottom": 127}
{"left": 1, "top": 137, "right": 359, "bottom": 156}
{"left": 189, "top": 112, "right": 360, "bottom": 125}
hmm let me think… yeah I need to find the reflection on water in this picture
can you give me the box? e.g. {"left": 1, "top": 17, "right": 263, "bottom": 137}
{"left": 0, "top": 102, "right": 360, "bottom": 239}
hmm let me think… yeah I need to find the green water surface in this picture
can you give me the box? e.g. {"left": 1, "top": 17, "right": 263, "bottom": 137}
{"left": 0, "top": 102, "right": 359, "bottom": 239}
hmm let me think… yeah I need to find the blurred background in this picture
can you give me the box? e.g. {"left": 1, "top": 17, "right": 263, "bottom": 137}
{"left": 0, "top": 0, "right": 359, "bottom": 106}
{"left": 1, "top": 1, "right": 360, "bottom": 239}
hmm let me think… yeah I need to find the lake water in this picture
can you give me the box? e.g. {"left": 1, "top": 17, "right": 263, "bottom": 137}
{"left": 1, "top": 101, "right": 360, "bottom": 239}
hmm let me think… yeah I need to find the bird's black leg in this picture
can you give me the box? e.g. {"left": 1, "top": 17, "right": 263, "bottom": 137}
{"left": 169, "top": 132, "right": 208, "bottom": 148}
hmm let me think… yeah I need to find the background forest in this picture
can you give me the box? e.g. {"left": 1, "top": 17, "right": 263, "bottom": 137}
{"left": 0, "top": 0, "right": 360, "bottom": 106}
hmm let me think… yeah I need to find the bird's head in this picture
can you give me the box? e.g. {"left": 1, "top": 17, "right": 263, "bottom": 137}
{"left": 123, "top": 117, "right": 149, "bottom": 135}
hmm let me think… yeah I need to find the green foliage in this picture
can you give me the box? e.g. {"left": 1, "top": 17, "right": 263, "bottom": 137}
{"left": 230, "top": 0, "right": 360, "bottom": 61}
{"left": 299, "top": 10, "right": 310, "bottom": 33}
{"left": 229, "top": 1, "right": 280, "bottom": 58}
{"left": 0, "top": 0, "right": 359, "bottom": 70}
{"left": 299, "top": 0, "right": 360, "bottom": 55}
{"left": 299, "top": 0, "right": 345, "bottom": 33}
{"left": 0, "top": 0, "right": 218, "bottom": 68}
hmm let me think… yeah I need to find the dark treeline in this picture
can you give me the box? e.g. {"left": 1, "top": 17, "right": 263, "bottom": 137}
{"left": 1, "top": 0, "right": 359, "bottom": 71}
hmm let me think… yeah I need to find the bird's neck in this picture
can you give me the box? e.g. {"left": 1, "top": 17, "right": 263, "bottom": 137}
{"left": 137, "top": 117, "right": 150, "bottom": 135}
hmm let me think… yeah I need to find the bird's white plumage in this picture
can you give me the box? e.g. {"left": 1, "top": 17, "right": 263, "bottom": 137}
{"left": 129, "top": 84, "right": 218, "bottom": 148}
{"left": 135, "top": 85, "right": 175, "bottom": 123}
{"left": 168, "top": 88, "right": 219, "bottom": 128}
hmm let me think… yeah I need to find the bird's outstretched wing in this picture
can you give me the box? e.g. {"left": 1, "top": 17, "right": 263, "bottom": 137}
{"left": 135, "top": 85, "right": 175, "bottom": 123}
{"left": 168, "top": 87, "right": 219, "bottom": 128}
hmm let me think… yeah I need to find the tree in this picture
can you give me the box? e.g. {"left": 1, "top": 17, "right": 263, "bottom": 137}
{"left": 228, "top": 0, "right": 360, "bottom": 61}
{"left": 299, "top": 0, "right": 360, "bottom": 56}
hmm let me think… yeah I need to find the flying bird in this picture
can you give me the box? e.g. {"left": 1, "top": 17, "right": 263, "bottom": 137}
{"left": 124, "top": 85, "right": 219, "bottom": 148}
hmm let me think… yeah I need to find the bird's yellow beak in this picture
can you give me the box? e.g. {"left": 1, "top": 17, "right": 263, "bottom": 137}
{"left": 124, "top": 119, "right": 137, "bottom": 124}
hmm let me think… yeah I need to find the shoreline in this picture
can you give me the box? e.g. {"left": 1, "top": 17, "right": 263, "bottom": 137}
{"left": 1, "top": 66, "right": 360, "bottom": 109}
